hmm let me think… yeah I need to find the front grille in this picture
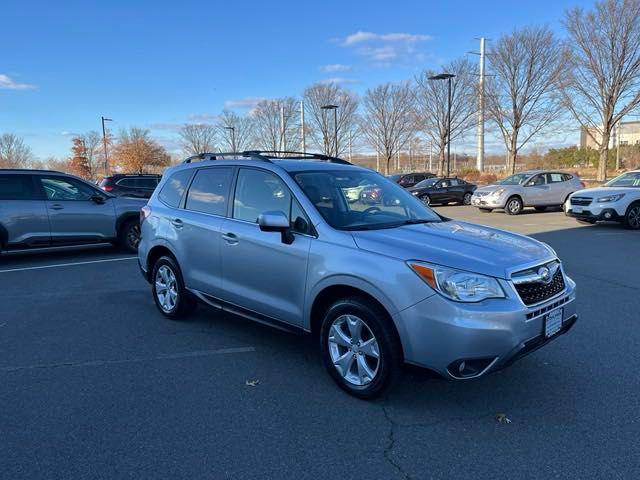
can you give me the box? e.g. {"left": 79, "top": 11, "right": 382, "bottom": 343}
{"left": 571, "top": 196, "right": 592, "bottom": 206}
{"left": 514, "top": 268, "right": 566, "bottom": 306}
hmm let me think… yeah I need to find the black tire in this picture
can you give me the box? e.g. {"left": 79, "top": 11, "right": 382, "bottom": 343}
{"left": 420, "top": 194, "right": 431, "bottom": 206}
{"left": 576, "top": 218, "right": 596, "bottom": 225}
{"left": 320, "top": 297, "right": 402, "bottom": 399}
{"left": 534, "top": 206, "right": 547, "bottom": 212}
{"left": 623, "top": 203, "right": 640, "bottom": 230}
{"left": 118, "top": 219, "right": 141, "bottom": 253}
{"left": 479, "top": 208, "right": 492, "bottom": 213}
{"left": 151, "top": 255, "right": 197, "bottom": 319}
{"left": 505, "top": 196, "right": 523, "bottom": 215}
{"left": 462, "top": 192, "right": 473, "bottom": 205}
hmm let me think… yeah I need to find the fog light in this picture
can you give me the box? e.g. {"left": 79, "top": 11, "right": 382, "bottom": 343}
{"left": 604, "top": 211, "right": 612, "bottom": 219}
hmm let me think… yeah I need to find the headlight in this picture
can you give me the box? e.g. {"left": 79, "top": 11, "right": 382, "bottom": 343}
{"left": 408, "top": 262, "right": 505, "bottom": 302}
{"left": 490, "top": 188, "right": 506, "bottom": 197}
{"left": 411, "top": 191, "right": 419, "bottom": 196}
{"left": 596, "top": 193, "right": 625, "bottom": 203}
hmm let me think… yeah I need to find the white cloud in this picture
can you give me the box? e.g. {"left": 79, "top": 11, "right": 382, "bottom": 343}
{"left": 342, "top": 31, "right": 431, "bottom": 46}
{"left": 339, "top": 31, "right": 432, "bottom": 66}
{"left": 187, "top": 113, "right": 218, "bottom": 124}
{"left": 320, "top": 77, "right": 360, "bottom": 85}
{"left": 320, "top": 63, "right": 352, "bottom": 73}
{"left": 0, "top": 74, "right": 36, "bottom": 90}
{"left": 223, "top": 96, "right": 265, "bottom": 109}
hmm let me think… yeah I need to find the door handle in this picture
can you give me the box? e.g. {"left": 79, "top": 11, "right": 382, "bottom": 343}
{"left": 171, "top": 218, "right": 183, "bottom": 228}
{"left": 50, "top": 204, "right": 64, "bottom": 210}
{"left": 221, "top": 232, "right": 239, "bottom": 244}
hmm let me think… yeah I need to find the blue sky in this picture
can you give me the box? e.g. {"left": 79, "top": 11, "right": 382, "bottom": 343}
{"left": 1, "top": 0, "right": 588, "bottom": 158}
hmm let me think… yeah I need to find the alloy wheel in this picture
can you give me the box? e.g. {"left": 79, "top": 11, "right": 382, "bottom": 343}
{"left": 463, "top": 193, "right": 472, "bottom": 205}
{"left": 507, "top": 198, "right": 522, "bottom": 214}
{"left": 421, "top": 195, "right": 431, "bottom": 206}
{"left": 127, "top": 224, "right": 141, "bottom": 250}
{"left": 155, "top": 265, "right": 178, "bottom": 312}
{"left": 628, "top": 205, "right": 640, "bottom": 229}
{"left": 328, "top": 314, "right": 380, "bottom": 387}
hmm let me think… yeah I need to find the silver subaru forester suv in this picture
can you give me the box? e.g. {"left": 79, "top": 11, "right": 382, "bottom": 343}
{"left": 138, "top": 152, "right": 577, "bottom": 398}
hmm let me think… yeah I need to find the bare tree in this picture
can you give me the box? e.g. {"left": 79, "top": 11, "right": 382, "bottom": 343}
{"left": 218, "top": 110, "right": 255, "bottom": 151}
{"left": 415, "top": 57, "right": 477, "bottom": 175}
{"left": 251, "top": 98, "right": 300, "bottom": 152}
{"left": 303, "top": 82, "right": 359, "bottom": 157}
{"left": 0, "top": 133, "right": 33, "bottom": 168}
{"left": 562, "top": 0, "right": 640, "bottom": 181}
{"left": 178, "top": 124, "right": 217, "bottom": 156}
{"left": 112, "top": 127, "right": 171, "bottom": 174}
{"left": 361, "top": 83, "right": 416, "bottom": 174}
{"left": 77, "top": 131, "right": 102, "bottom": 180}
{"left": 485, "top": 26, "right": 566, "bottom": 174}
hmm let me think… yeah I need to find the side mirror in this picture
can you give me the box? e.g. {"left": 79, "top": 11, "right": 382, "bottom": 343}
{"left": 258, "top": 211, "right": 294, "bottom": 244}
{"left": 90, "top": 194, "right": 106, "bottom": 204}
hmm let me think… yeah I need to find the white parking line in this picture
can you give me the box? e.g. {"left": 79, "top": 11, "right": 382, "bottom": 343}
{"left": 0, "top": 256, "right": 137, "bottom": 274}
{"left": 0, "top": 347, "right": 257, "bottom": 372}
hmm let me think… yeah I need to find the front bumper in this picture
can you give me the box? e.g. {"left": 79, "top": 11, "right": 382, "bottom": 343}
{"left": 566, "top": 204, "right": 625, "bottom": 222}
{"left": 392, "top": 275, "right": 577, "bottom": 379}
{"left": 471, "top": 194, "right": 506, "bottom": 209}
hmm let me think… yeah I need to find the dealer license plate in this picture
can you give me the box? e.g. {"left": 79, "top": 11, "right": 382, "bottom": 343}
{"left": 544, "top": 308, "right": 563, "bottom": 338}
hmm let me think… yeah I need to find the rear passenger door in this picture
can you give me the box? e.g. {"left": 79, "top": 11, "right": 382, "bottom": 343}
{"left": 0, "top": 174, "right": 50, "bottom": 249}
{"left": 546, "top": 173, "right": 569, "bottom": 204}
{"left": 219, "top": 168, "right": 312, "bottom": 327}
{"left": 178, "top": 166, "right": 234, "bottom": 298}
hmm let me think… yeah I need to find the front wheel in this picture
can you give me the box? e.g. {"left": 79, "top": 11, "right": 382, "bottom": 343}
{"left": 624, "top": 203, "right": 640, "bottom": 230}
{"left": 320, "top": 297, "right": 402, "bottom": 399}
{"left": 505, "top": 197, "right": 523, "bottom": 215}
{"left": 420, "top": 195, "right": 431, "bottom": 206}
{"left": 118, "top": 219, "right": 141, "bottom": 253}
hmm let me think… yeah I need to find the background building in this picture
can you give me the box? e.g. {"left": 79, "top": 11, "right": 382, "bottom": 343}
{"left": 580, "top": 120, "right": 640, "bottom": 149}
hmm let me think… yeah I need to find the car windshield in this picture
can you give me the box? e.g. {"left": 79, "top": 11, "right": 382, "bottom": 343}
{"left": 387, "top": 174, "right": 402, "bottom": 181}
{"left": 294, "top": 170, "right": 441, "bottom": 230}
{"left": 414, "top": 178, "right": 439, "bottom": 188}
{"left": 496, "top": 173, "right": 531, "bottom": 185}
{"left": 604, "top": 172, "right": 640, "bottom": 188}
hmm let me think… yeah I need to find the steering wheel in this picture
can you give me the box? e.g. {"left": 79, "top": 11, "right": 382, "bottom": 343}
{"left": 363, "top": 206, "right": 382, "bottom": 215}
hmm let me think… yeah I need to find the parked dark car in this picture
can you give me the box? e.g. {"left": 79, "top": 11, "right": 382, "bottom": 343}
{"left": 99, "top": 174, "right": 161, "bottom": 198}
{"left": 387, "top": 172, "right": 435, "bottom": 188}
{"left": 407, "top": 177, "right": 477, "bottom": 206}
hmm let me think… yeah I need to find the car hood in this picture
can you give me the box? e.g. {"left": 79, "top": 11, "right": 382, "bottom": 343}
{"left": 351, "top": 220, "right": 555, "bottom": 279}
{"left": 570, "top": 186, "right": 638, "bottom": 198}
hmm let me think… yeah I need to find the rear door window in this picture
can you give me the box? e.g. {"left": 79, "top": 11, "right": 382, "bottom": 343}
{"left": 547, "top": 173, "right": 565, "bottom": 183}
{"left": 185, "top": 167, "right": 233, "bottom": 217}
{"left": 158, "top": 169, "right": 193, "bottom": 208}
{"left": 0, "top": 174, "right": 38, "bottom": 200}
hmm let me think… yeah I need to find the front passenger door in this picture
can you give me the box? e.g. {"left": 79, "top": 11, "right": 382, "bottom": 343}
{"left": 36, "top": 175, "right": 116, "bottom": 245}
{"left": 220, "top": 168, "right": 312, "bottom": 327}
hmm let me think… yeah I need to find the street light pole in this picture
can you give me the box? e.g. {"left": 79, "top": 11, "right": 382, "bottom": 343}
{"left": 224, "top": 126, "right": 236, "bottom": 152}
{"left": 321, "top": 104, "right": 339, "bottom": 156}
{"left": 300, "top": 101, "right": 306, "bottom": 153}
{"left": 101, "top": 116, "right": 112, "bottom": 176}
{"left": 428, "top": 73, "right": 456, "bottom": 177}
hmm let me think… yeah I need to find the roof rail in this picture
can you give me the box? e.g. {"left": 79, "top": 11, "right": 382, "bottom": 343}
{"left": 182, "top": 150, "right": 351, "bottom": 165}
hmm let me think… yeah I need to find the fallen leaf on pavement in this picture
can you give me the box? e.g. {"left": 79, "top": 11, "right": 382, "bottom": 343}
{"left": 496, "top": 413, "right": 512, "bottom": 424}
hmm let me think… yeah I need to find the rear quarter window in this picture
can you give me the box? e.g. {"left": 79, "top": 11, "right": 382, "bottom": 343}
{"left": 0, "top": 174, "right": 37, "bottom": 200}
{"left": 158, "top": 169, "right": 193, "bottom": 208}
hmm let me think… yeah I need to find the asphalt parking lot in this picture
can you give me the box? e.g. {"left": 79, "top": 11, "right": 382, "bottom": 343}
{"left": 1, "top": 206, "right": 638, "bottom": 480}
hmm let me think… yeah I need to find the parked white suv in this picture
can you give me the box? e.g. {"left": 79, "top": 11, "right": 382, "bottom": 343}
{"left": 566, "top": 170, "right": 640, "bottom": 229}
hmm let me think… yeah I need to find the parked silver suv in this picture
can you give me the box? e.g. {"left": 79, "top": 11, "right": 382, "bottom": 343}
{"left": 138, "top": 152, "right": 577, "bottom": 398}
{"left": 0, "top": 169, "right": 146, "bottom": 253}
{"left": 472, "top": 170, "right": 584, "bottom": 215}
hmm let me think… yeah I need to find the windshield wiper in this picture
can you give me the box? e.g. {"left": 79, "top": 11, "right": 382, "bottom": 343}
{"left": 401, "top": 219, "right": 438, "bottom": 225}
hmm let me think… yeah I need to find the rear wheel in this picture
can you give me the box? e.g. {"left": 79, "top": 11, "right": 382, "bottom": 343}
{"left": 462, "top": 192, "right": 473, "bottom": 205}
{"left": 151, "top": 255, "right": 197, "bottom": 319}
{"left": 505, "top": 196, "right": 523, "bottom": 215}
{"left": 624, "top": 203, "right": 640, "bottom": 230}
{"left": 118, "top": 219, "right": 141, "bottom": 253}
{"left": 320, "top": 297, "right": 402, "bottom": 399}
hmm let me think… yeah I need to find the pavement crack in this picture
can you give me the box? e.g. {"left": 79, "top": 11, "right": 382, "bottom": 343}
{"left": 381, "top": 400, "right": 412, "bottom": 480}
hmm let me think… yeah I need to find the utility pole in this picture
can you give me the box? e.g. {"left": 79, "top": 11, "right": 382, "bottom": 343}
{"left": 429, "top": 141, "right": 433, "bottom": 172}
{"left": 300, "top": 101, "right": 306, "bottom": 153}
{"left": 101, "top": 116, "right": 112, "bottom": 176}
{"left": 280, "top": 104, "right": 286, "bottom": 152}
{"left": 476, "top": 37, "right": 486, "bottom": 172}
{"left": 348, "top": 130, "right": 352, "bottom": 162}
{"left": 376, "top": 150, "right": 380, "bottom": 172}
{"left": 616, "top": 121, "right": 621, "bottom": 170}
{"left": 397, "top": 150, "right": 401, "bottom": 171}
